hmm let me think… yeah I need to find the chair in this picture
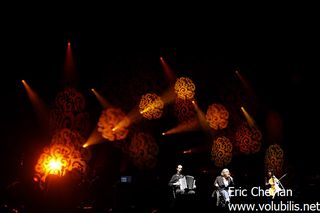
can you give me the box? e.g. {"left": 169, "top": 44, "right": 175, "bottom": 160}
{"left": 171, "top": 175, "right": 196, "bottom": 199}
{"left": 211, "top": 190, "right": 225, "bottom": 207}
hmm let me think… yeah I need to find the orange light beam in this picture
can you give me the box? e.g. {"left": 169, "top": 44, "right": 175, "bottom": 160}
{"left": 160, "top": 87, "right": 176, "bottom": 105}
{"left": 235, "top": 70, "right": 257, "bottom": 100}
{"left": 162, "top": 118, "right": 200, "bottom": 135}
{"left": 63, "top": 39, "right": 77, "bottom": 85}
{"left": 160, "top": 56, "right": 176, "bottom": 84}
{"left": 192, "top": 100, "right": 211, "bottom": 133}
{"left": 83, "top": 126, "right": 106, "bottom": 147}
{"left": 241, "top": 106, "right": 257, "bottom": 128}
{"left": 91, "top": 88, "right": 111, "bottom": 108}
{"left": 21, "top": 80, "right": 49, "bottom": 125}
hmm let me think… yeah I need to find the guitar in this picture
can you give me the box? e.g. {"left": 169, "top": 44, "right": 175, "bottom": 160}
{"left": 268, "top": 173, "right": 287, "bottom": 198}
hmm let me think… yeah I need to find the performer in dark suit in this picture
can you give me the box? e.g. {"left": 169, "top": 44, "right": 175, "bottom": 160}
{"left": 214, "top": 168, "right": 234, "bottom": 204}
{"left": 168, "top": 164, "right": 185, "bottom": 196}
{"left": 168, "top": 164, "right": 195, "bottom": 197}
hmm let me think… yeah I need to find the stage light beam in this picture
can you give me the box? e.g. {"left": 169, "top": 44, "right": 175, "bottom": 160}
{"left": 90, "top": 88, "right": 111, "bottom": 108}
{"left": 160, "top": 56, "right": 176, "bottom": 83}
{"left": 21, "top": 80, "right": 49, "bottom": 127}
{"left": 192, "top": 100, "right": 211, "bottom": 132}
{"left": 241, "top": 106, "right": 257, "bottom": 128}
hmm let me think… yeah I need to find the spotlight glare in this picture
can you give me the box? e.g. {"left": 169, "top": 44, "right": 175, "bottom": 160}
{"left": 83, "top": 144, "right": 88, "bottom": 148}
{"left": 91, "top": 88, "right": 95, "bottom": 92}
{"left": 162, "top": 132, "right": 165, "bottom": 136}
{"left": 21, "top": 79, "right": 25, "bottom": 83}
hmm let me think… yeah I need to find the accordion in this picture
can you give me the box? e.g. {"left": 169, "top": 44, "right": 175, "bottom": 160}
{"left": 179, "top": 175, "right": 195, "bottom": 190}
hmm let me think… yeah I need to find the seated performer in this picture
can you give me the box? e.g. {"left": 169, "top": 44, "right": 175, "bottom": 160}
{"left": 214, "top": 168, "right": 234, "bottom": 205}
{"left": 265, "top": 169, "right": 282, "bottom": 199}
{"left": 168, "top": 164, "right": 195, "bottom": 198}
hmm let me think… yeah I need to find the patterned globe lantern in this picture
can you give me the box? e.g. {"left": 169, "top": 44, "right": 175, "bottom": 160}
{"left": 174, "top": 98, "right": 196, "bottom": 124}
{"left": 206, "top": 104, "right": 229, "bottom": 130}
{"left": 97, "top": 108, "right": 130, "bottom": 141}
{"left": 265, "top": 144, "right": 284, "bottom": 177}
{"left": 128, "top": 132, "right": 159, "bottom": 169}
{"left": 211, "top": 136, "right": 233, "bottom": 167}
{"left": 35, "top": 129, "right": 89, "bottom": 183}
{"left": 139, "top": 93, "right": 164, "bottom": 120}
{"left": 174, "top": 77, "right": 196, "bottom": 100}
{"left": 235, "top": 122, "right": 262, "bottom": 154}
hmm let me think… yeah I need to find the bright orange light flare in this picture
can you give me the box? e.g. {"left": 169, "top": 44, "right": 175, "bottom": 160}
{"left": 48, "top": 158, "right": 63, "bottom": 174}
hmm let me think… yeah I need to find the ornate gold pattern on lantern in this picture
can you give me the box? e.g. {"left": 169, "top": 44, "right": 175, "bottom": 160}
{"left": 139, "top": 93, "right": 164, "bottom": 120}
{"left": 174, "top": 77, "right": 196, "bottom": 100}
{"left": 35, "top": 129, "right": 89, "bottom": 183}
{"left": 128, "top": 132, "right": 159, "bottom": 169}
{"left": 235, "top": 123, "right": 262, "bottom": 154}
{"left": 50, "top": 88, "right": 90, "bottom": 136}
{"left": 174, "top": 98, "right": 196, "bottom": 124}
{"left": 97, "top": 108, "right": 130, "bottom": 141}
{"left": 206, "top": 104, "right": 229, "bottom": 130}
{"left": 211, "top": 136, "right": 233, "bottom": 167}
{"left": 265, "top": 144, "right": 284, "bottom": 177}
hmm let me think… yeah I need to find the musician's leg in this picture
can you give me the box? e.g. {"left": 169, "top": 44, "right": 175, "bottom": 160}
{"left": 220, "top": 189, "right": 230, "bottom": 203}
{"left": 176, "top": 189, "right": 185, "bottom": 195}
{"left": 187, "top": 190, "right": 195, "bottom": 195}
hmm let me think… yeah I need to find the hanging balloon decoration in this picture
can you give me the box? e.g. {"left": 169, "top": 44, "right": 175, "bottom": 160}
{"left": 139, "top": 93, "right": 164, "bottom": 120}
{"left": 265, "top": 144, "right": 284, "bottom": 177}
{"left": 50, "top": 88, "right": 90, "bottom": 136}
{"left": 206, "top": 103, "right": 229, "bottom": 130}
{"left": 211, "top": 136, "right": 233, "bottom": 167}
{"left": 174, "top": 98, "right": 196, "bottom": 124}
{"left": 174, "top": 77, "right": 196, "bottom": 100}
{"left": 128, "top": 132, "right": 159, "bottom": 169}
{"left": 97, "top": 108, "right": 130, "bottom": 141}
{"left": 35, "top": 129, "right": 89, "bottom": 183}
{"left": 235, "top": 122, "right": 262, "bottom": 154}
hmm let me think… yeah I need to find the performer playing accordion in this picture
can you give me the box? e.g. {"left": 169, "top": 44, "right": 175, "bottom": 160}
{"left": 168, "top": 164, "right": 196, "bottom": 198}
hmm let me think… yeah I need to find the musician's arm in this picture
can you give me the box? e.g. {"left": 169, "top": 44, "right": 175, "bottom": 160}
{"left": 214, "top": 177, "right": 219, "bottom": 189}
{"left": 229, "top": 176, "right": 234, "bottom": 186}
{"left": 168, "top": 175, "right": 180, "bottom": 186}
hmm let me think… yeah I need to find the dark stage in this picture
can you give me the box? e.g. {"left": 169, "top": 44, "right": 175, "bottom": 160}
{"left": 1, "top": 25, "right": 320, "bottom": 213}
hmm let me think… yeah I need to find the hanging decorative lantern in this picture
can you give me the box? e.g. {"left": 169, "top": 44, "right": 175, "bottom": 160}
{"left": 265, "top": 144, "right": 284, "bottom": 177}
{"left": 128, "top": 132, "right": 159, "bottom": 169}
{"left": 174, "top": 77, "right": 196, "bottom": 100}
{"left": 211, "top": 136, "right": 233, "bottom": 167}
{"left": 206, "top": 103, "right": 229, "bottom": 130}
{"left": 235, "top": 122, "right": 262, "bottom": 154}
{"left": 174, "top": 98, "right": 196, "bottom": 124}
{"left": 139, "top": 93, "right": 164, "bottom": 120}
{"left": 97, "top": 108, "right": 130, "bottom": 141}
{"left": 35, "top": 129, "right": 88, "bottom": 183}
